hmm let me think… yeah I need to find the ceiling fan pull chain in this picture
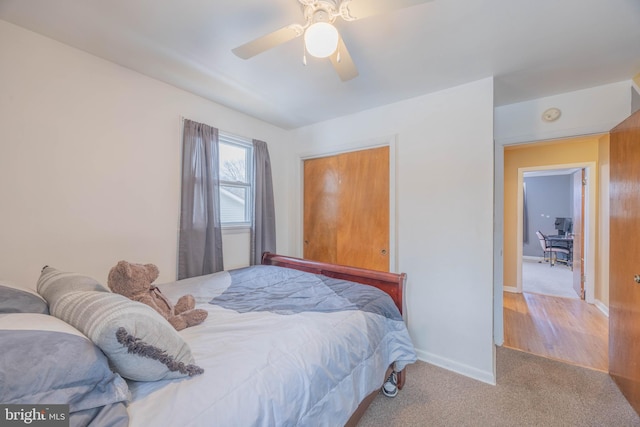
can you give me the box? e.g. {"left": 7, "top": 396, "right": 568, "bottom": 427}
{"left": 302, "top": 43, "right": 307, "bottom": 66}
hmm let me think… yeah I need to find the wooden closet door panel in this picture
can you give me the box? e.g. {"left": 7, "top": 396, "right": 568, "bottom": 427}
{"left": 303, "top": 155, "right": 339, "bottom": 264}
{"left": 609, "top": 109, "right": 640, "bottom": 415}
{"left": 337, "top": 146, "right": 389, "bottom": 271}
{"left": 303, "top": 147, "right": 390, "bottom": 271}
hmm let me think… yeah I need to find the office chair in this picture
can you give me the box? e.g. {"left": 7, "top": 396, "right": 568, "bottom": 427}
{"left": 536, "top": 230, "right": 571, "bottom": 267}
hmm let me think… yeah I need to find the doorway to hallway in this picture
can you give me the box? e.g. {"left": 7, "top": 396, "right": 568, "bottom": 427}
{"left": 500, "top": 135, "right": 610, "bottom": 373}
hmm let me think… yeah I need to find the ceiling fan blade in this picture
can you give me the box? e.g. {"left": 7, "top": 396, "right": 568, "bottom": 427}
{"left": 232, "top": 24, "right": 303, "bottom": 59}
{"left": 343, "top": 0, "right": 432, "bottom": 20}
{"left": 329, "top": 36, "right": 358, "bottom": 82}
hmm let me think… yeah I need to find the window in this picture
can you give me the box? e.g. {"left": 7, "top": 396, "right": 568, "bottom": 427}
{"left": 219, "top": 132, "right": 253, "bottom": 226}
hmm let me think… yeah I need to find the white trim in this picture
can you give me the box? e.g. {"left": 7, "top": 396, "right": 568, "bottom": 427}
{"left": 221, "top": 226, "right": 251, "bottom": 235}
{"left": 595, "top": 299, "right": 610, "bottom": 317}
{"left": 493, "top": 143, "right": 505, "bottom": 346}
{"left": 297, "top": 135, "right": 399, "bottom": 272}
{"left": 495, "top": 126, "right": 621, "bottom": 146}
{"left": 414, "top": 348, "right": 496, "bottom": 385}
{"left": 218, "top": 131, "right": 254, "bottom": 148}
{"left": 503, "top": 286, "right": 519, "bottom": 293}
{"left": 297, "top": 135, "right": 395, "bottom": 159}
{"left": 633, "top": 78, "right": 640, "bottom": 94}
{"left": 523, "top": 255, "right": 543, "bottom": 262}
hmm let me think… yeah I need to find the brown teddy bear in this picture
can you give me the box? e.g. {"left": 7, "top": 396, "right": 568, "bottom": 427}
{"left": 107, "top": 260, "right": 208, "bottom": 331}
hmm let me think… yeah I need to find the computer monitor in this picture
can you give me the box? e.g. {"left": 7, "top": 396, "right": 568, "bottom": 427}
{"left": 554, "top": 217, "right": 572, "bottom": 235}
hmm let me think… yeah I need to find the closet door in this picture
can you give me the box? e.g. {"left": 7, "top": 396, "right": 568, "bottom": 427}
{"left": 609, "top": 109, "right": 640, "bottom": 415}
{"left": 303, "top": 146, "right": 389, "bottom": 271}
{"left": 303, "top": 155, "right": 339, "bottom": 264}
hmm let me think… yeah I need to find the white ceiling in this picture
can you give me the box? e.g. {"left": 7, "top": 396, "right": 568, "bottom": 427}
{"left": 1, "top": 0, "right": 639, "bottom": 129}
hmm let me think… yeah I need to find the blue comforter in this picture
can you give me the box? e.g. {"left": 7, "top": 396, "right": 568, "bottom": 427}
{"left": 212, "top": 265, "right": 402, "bottom": 320}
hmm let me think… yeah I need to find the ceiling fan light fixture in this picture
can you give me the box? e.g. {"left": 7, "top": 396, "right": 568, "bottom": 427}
{"left": 304, "top": 22, "right": 339, "bottom": 58}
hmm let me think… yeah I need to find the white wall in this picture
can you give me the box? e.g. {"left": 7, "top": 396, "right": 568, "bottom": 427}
{"left": 291, "top": 78, "right": 497, "bottom": 384}
{"left": 495, "top": 81, "right": 633, "bottom": 145}
{"left": 0, "top": 20, "right": 293, "bottom": 288}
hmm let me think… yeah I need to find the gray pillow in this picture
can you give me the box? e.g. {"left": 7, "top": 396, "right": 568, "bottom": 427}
{"left": 37, "top": 266, "right": 110, "bottom": 295}
{"left": 0, "top": 283, "right": 49, "bottom": 314}
{"left": 0, "top": 313, "right": 130, "bottom": 416}
{"left": 37, "top": 266, "right": 203, "bottom": 381}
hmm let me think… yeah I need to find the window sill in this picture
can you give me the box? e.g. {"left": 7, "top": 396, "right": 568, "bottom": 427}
{"left": 222, "top": 225, "right": 251, "bottom": 235}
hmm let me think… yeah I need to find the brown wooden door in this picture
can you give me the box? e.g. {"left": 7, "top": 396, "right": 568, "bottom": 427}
{"left": 303, "top": 155, "right": 339, "bottom": 264}
{"left": 303, "top": 146, "right": 389, "bottom": 271}
{"left": 572, "top": 168, "right": 585, "bottom": 299}
{"left": 609, "top": 109, "right": 640, "bottom": 415}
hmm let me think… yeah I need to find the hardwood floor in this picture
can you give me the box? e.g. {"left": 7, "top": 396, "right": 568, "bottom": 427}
{"left": 503, "top": 292, "right": 608, "bottom": 371}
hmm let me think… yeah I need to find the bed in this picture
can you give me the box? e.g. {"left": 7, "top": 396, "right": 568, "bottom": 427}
{"left": 0, "top": 253, "right": 416, "bottom": 426}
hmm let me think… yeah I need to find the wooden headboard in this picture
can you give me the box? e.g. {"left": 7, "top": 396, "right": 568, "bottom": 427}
{"left": 261, "top": 252, "right": 406, "bottom": 315}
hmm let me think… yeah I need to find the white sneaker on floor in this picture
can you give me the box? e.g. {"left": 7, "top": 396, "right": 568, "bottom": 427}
{"left": 382, "top": 371, "right": 398, "bottom": 397}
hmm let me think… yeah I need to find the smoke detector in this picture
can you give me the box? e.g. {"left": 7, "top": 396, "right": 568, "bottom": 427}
{"left": 542, "top": 107, "right": 562, "bottom": 122}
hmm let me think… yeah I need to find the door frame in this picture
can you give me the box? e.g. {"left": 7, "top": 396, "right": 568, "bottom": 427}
{"left": 511, "top": 162, "right": 597, "bottom": 303}
{"left": 296, "top": 135, "right": 398, "bottom": 272}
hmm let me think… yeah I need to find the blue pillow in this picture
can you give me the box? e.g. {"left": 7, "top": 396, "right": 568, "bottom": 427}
{"left": 0, "top": 282, "right": 49, "bottom": 314}
{"left": 0, "top": 313, "right": 130, "bottom": 419}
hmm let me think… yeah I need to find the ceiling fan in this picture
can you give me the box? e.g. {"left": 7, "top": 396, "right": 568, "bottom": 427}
{"left": 232, "top": 0, "right": 432, "bottom": 81}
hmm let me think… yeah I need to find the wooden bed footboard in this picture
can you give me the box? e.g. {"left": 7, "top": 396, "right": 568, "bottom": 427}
{"left": 261, "top": 252, "right": 408, "bottom": 393}
{"left": 261, "top": 252, "right": 406, "bottom": 315}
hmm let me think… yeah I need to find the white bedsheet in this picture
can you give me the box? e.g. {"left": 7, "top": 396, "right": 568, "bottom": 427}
{"left": 126, "top": 269, "right": 416, "bottom": 427}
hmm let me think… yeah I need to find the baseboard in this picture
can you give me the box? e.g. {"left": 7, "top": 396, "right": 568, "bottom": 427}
{"left": 414, "top": 348, "right": 496, "bottom": 386}
{"left": 522, "top": 255, "right": 543, "bottom": 262}
{"left": 503, "top": 286, "right": 519, "bottom": 293}
{"left": 594, "top": 299, "right": 609, "bottom": 317}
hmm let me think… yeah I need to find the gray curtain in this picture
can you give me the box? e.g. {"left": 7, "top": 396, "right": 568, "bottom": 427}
{"left": 178, "top": 119, "right": 224, "bottom": 279}
{"left": 250, "top": 139, "right": 276, "bottom": 265}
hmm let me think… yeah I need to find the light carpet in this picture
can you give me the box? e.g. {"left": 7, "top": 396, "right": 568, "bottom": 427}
{"left": 522, "top": 258, "right": 577, "bottom": 299}
{"left": 358, "top": 347, "right": 640, "bottom": 427}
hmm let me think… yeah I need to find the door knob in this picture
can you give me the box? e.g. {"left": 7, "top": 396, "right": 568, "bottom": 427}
{"left": 634, "top": 275, "right": 640, "bottom": 284}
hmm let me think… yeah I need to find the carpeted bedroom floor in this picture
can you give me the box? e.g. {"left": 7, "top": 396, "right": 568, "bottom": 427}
{"left": 358, "top": 347, "right": 640, "bottom": 426}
